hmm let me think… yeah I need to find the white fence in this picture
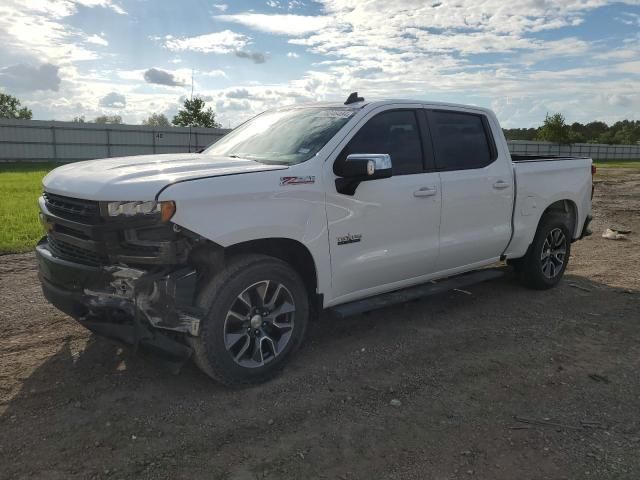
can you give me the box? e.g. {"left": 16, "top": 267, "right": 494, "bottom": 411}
{"left": 1, "top": 119, "right": 639, "bottom": 162}
{"left": 0, "top": 119, "right": 230, "bottom": 163}
{"left": 507, "top": 140, "right": 640, "bottom": 160}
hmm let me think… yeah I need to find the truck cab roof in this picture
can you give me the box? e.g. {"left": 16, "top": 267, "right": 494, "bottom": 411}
{"left": 279, "top": 98, "right": 494, "bottom": 117}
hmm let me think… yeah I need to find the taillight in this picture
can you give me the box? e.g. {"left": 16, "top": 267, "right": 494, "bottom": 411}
{"left": 591, "top": 164, "right": 597, "bottom": 175}
{"left": 591, "top": 164, "right": 595, "bottom": 199}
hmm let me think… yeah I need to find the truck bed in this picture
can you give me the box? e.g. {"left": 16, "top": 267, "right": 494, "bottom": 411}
{"left": 504, "top": 155, "right": 593, "bottom": 259}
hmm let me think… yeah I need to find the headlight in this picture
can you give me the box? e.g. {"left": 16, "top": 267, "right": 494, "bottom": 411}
{"left": 107, "top": 200, "right": 176, "bottom": 222}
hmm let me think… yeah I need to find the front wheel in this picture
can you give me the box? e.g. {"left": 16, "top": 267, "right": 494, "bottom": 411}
{"left": 190, "top": 255, "right": 309, "bottom": 385}
{"left": 518, "top": 214, "right": 572, "bottom": 290}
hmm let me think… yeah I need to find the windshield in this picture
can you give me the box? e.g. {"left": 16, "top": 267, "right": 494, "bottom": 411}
{"left": 204, "top": 107, "right": 355, "bottom": 165}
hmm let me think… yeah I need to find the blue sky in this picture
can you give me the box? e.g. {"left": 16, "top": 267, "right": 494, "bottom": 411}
{"left": 0, "top": 0, "right": 639, "bottom": 127}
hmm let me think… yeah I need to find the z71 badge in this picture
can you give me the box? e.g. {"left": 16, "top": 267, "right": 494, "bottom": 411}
{"left": 280, "top": 176, "right": 315, "bottom": 186}
{"left": 337, "top": 233, "right": 362, "bottom": 245}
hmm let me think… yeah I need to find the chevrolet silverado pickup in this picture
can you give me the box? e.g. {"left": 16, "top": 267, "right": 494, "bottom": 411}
{"left": 36, "top": 94, "right": 594, "bottom": 384}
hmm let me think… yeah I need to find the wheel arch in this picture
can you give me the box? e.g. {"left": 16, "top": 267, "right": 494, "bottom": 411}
{"left": 507, "top": 197, "right": 579, "bottom": 262}
{"left": 541, "top": 198, "right": 578, "bottom": 238}
{"left": 226, "top": 238, "right": 319, "bottom": 294}
{"left": 188, "top": 237, "right": 322, "bottom": 312}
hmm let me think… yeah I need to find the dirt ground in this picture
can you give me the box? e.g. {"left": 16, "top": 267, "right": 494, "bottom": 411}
{"left": 1, "top": 169, "right": 639, "bottom": 480}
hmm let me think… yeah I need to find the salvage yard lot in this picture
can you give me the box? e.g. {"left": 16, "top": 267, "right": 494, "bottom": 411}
{"left": 1, "top": 167, "right": 639, "bottom": 479}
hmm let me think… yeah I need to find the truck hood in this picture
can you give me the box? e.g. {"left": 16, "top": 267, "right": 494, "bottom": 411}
{"left": 42, "top": 153, "right": 288, "bottom": 200}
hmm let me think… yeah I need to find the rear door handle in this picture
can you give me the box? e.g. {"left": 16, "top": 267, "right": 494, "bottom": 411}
{"left": 492, "top": 180, "right": 510, "bottom": 190}
{"left": 414, "top": 187, "right": 437, "bottom": 197}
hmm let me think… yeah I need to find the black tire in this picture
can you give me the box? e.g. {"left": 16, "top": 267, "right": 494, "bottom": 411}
{"left": 519, "top": 213, "right": 572, "bottom": 290}
{"left": 189, "top": 254, "right": 309, "bottom": 385}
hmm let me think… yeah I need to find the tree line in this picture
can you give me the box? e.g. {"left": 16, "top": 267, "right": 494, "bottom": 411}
{"left": 0, "top": 93, "right": 221, "bottom": 128}
{"left": 504, "top": 113, "right": 640, "bottom": 145}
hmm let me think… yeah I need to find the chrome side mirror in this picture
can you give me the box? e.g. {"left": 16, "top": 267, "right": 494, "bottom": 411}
{"left": 335, "top": 153, "right": 393, "bottom": 195}
{"left": 339, "top": 153, "right": 392, "bottom": 179}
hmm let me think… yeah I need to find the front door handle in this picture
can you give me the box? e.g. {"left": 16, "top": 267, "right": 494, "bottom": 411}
{"left": 493, "top": 180, "right": 510, "bottom": 190}
{"left": 414, "top": 187, "right": 437, "bottom": 197}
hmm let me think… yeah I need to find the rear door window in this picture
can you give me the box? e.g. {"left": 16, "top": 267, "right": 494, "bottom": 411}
{"left": 427, "top": 110, "right": 495, "bottom": 171}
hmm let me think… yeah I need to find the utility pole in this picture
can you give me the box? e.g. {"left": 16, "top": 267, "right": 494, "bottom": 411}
{"left": 188, "top": 69, "right": 194, "bottom": 153}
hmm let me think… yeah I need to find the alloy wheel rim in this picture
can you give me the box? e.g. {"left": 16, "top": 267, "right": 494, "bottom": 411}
{"left": 540, "top": 228, "right": 567, "bottom": 279}
{"left": 223, "top": 280, "right": 295, "bottom": 368}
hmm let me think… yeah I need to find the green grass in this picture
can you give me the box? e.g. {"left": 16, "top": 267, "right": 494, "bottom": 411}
{"left": 0, "top": 163, "right": 59, "bottom": 254}
{"left": 594, "top": 160, "right": 640, "bottom": 169}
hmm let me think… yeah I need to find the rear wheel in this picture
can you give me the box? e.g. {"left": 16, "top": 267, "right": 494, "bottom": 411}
{"left": 190, "top": 254, "right": 309, "bottom": 385}
{"left": 518, "top": 214, "right": 572, "bottom": 290}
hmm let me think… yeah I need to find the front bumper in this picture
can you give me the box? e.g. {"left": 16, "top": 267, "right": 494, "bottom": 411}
{"left": 36, "top": 239, "right": 201, "bottom": 361}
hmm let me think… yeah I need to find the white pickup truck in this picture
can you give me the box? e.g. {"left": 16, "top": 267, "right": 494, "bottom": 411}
{"left": 37, "top": 94, "right": 594, "bottom": 384}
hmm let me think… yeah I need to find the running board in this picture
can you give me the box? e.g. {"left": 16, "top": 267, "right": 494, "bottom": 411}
{"left": 330, "top": 269, "right": 504, "bottom": 319}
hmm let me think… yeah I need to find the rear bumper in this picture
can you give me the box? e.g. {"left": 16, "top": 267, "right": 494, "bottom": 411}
{"left": 36, "top": 239, "right": 200, "bottom": 361}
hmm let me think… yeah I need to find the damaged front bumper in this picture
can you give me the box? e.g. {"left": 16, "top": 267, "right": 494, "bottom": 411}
{"left": 36, "top": 238, "right": 202, "bottom": 362}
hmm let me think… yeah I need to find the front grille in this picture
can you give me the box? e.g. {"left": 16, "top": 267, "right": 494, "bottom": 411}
{"left": 48, "top": 236, "right": 107, "bottom": 267}
{"left": 43, "top": 192, "right": 101, "bottom": 223}
{"left": 41, "top": 191, "right": 179, "bottom": 267}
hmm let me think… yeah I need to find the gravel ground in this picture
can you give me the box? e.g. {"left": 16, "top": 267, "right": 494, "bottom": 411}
{"left": 1, "top": 168, "right": 639, "bottom": 480}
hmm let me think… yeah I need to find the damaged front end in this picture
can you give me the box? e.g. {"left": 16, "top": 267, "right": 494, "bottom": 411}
{"left": 36, "top": 192, "right": 206, "bottom": 367}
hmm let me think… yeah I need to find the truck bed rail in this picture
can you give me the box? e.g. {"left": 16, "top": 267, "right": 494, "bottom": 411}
{"left": 511, "top": 154, "right": 590, "bottom": 163}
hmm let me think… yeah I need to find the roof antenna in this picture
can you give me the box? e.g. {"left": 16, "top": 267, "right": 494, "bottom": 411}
{"left": 344, "top": 91, "right": 364, "bottom": 105}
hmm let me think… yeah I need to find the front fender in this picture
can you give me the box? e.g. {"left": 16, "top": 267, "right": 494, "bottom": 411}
{"left": 157, "top": 168, "right": 331, "bottom": 296}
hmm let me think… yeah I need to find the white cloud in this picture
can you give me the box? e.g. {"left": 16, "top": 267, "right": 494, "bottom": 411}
{"left": 165, "top": 30, "right": 250, "bottom": 54}
{"left": 2, "top": 0, "right": 640, "bottom": 128}
{"left": 86, "top": 34, "right": 108, "bottom": 46}
{"left": 226, "top": 88, "right": 250, "bottom": 99}
{"left": 614, "top": 60, "right": 640, "bottom": 74}
{"left": 617, "top": 12, "right": 640, "bottom": 26}
{"left": 201, "top": 69, "right": 227, "bottom": 78}
{"left": 0, "top": 0, "right": 102, "bottom": 64}
{"left": 519, "top": 37, "right": 591, "bottom": 64}
{"left": 216, "top": 13, "right": 332, "bottom": 36}
{"left": 237, "top": 0, "right": 638, "bottom": 128}
{"left": 73, "top": 0, "right": 127, "bottom": 15}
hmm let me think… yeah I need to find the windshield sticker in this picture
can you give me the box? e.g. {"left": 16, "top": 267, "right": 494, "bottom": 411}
{"left": 281, "top": 176, "right": 316, "bottom": 186}
{"left": 316, "top": 110, "right": 354, "bottom": 119}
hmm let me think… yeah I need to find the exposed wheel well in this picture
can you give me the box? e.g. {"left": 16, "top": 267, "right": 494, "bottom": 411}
{"left": 225, "top": 238, "right": 318, "bottom": 296}
{"left": 508, "top": 199, "right": 578, "bottom": 267}
{"left": 188, "top": 237, "right": 321, "bottom": 315}
{"left": 542, "top": 199, "right": 578, "bottom": 237}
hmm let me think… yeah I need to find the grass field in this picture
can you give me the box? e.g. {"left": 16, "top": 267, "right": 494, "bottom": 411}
{"left": 0, "top": 163, "right": 57, "bottom": 254}
{"left": 594, "top": 160, "right": 640, "bottom": 168}
{"left": 1, "top": 159, "right": 639, "bottom": 254}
